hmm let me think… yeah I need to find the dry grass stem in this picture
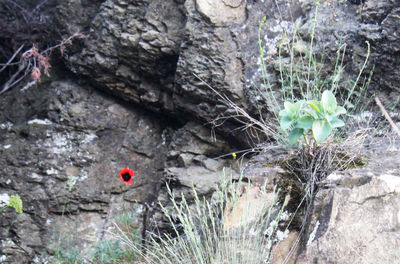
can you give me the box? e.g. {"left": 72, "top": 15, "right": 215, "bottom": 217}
{"left": 375, "top": 96, "right": 400, "bottom": 137}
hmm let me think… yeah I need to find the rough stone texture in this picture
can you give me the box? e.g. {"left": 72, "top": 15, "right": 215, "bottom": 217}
{"left": 0, "top": 80, "right": 170, "bottom": 262}
{"left": 55, "top": 0, "right": 400, "bottom": 148}
{"left": 152, "top": 121, "right": 240, "bottom": 231}
{"left": 0, "top": 78, "right": 237, "bottom": 262}
{"left": 296, "top": 140, "right": 400, "bottom": 264}
{"left": 55, "top": 0, "right": 103, "bottom": 35}
{"left": 165, "top": 122, "right": 238, "bottom": 193}
{"left": 196, "top": 0, "right": 246, "bottom": 26}
{"left": 360, "top": 0, "right": 400, "bottom": 93}
{"left": 237, "top": 140, "right": 400, "bottom": 264}
{"left": 58, "top": 0, "right": 186, "bottom": 113}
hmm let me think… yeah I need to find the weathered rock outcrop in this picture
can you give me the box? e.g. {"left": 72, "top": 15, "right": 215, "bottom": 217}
{"left": 57, "top": 0, "right": 186, "bottom": 113}
{"left": 235, "top": 139, "right": 400, "bottom": 264}
{"left": 0, "top": 80, "right": 169, "bottom": 262}
{"left": 153, "top": 121, "right": 240, "bottom": 231}
{"left": 55, "top": 0, "right": 399, "bottom": 138}
{"left": 0, "top": 79, "right": 236, "bottom": 262}
{"left": 296, "top": 140, "right": 400, "bottom": 264}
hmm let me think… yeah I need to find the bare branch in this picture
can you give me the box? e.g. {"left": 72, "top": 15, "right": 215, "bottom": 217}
{"left": 0, "top": 33, "right": 84, "bottom": 95}
{"left": 0, "top": 64, "right": 26, "bottom": 94}
{"left": 34, "top": 0, "right": 50, "bottom": 11}
{"left": 0, "top": 44, "right": 24, "bottom": 73}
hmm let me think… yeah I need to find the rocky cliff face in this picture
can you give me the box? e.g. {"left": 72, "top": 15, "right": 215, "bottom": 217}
{"left": 56, "top": 0, "right": 400, "bottom": 127}
{"left": 0, "top": 78, "right": 236, "bottom": 262}
{"left": 0, "top": 0, "right": 399, "bottom": 262}
{"left": 0, "top": 79, "right": 170, "bottom": 262}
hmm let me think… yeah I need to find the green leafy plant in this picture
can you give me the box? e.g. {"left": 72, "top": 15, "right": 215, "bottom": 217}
{"left": 8, "top": 195, "right": 23, "bottom": 213}
{"left": 52, "top": 239, "right": 82, "bottom": 264}
{"left": 92, "top": 240, "right": 138, "bottom": 264}
{"left": 0, "top": 194, "right": 23, "bottom": 214}
{"left": 279, "top": 90, "right": 346, "bottom": 145}
{"left": 252, "top": 0, "right": 372, "bottom": 145}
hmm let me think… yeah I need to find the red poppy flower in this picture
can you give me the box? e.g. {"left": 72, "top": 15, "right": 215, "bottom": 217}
{"left": 119, "top": 168, "right": 134, "bottom": 185}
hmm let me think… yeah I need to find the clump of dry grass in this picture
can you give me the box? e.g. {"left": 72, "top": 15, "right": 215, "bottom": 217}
{"left": 112, "top": 171, "right": 288, "bottom": 264}
{"left": 276, "top": 128, "right": 370, "bottom": 263}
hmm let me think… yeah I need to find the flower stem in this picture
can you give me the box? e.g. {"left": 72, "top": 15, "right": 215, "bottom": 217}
{"left": 303, "top": 133, "right": 310, "bottom": 146}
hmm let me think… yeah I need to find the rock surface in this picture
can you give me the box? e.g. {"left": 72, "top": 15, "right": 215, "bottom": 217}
{"left": 152, "top": 121, "right": 240, "bottom": 232}
{"left": 0, "top": 80, "right": 170, "bottom": 261}
{"left": 228, "top": 139, "right": 400, "bottom": 264}
{"left": 297, "top": 140, "right": 400, "bottom": 264}
{"left": 55, "top": 0, "right": 400, "bottom": 140}
{"left": 0, "top": 78, "right": 237, "bottom": 262}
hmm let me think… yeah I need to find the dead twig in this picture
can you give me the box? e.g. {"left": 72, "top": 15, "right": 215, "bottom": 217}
{"left": 0, "top": 44, "right": 24, "bottom": 73}
{"left": 0, "top": 33, "right": 85, "bottom": 95}
{"left": 193, "top": 73, "right": 278, "bottom": 142}
{"left": 375, "top": 96, "right": 400, "bottom": 137}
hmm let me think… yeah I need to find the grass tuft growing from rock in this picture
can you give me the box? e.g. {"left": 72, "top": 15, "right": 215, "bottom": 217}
{"left": 112, "top": 170, "right": 287, "bottom": 264}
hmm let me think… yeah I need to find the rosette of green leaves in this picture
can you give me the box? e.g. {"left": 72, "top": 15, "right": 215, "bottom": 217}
{"left": 279, "top": 90, "right": 346, "bottom": 145}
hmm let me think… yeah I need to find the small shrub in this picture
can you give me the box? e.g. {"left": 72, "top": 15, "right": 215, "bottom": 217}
{"left": 51, "top": 236, "right": 82, "bottom": 264}
{"left": 92, "top": 240, "right": 138, "bottom": 264}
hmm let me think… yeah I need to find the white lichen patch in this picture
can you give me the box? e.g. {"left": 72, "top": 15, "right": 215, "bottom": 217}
{"left": 80, "top": 170, "right": 88, "bottom": 181}
{"left": 379, "top": 174, "right": 400, "bottom": 193}
{"left": 0, "top": 255, "right": 6, "bottom": 262}
{"left": 45, "top": 168, "right": 58, "bottom": 175}
{"left": 280, "top": 210, "right": 292, "bottom": 221}
{"left": 27, "top": 119, "right": 53, "bottom": 125}
{"left": 46, "top": 133, "right": 73, "bottom": 154}
{"left": 1, "top": 238, "right": 15, "bottom": 248}
{"left": 31, "top": 173, "right": 43, "bottom": 181}
{"left": 66, "top": 170, "right": 88, "bottom": 190}
{"left": 0, "top": 122, "right": 13, "bottom": 130}
{"left": 246, "top": 17, "right": 304, "bottom": 91}
{"left": 33, "top": 256, "right": 48, "bottom": 264}
{"left": 307, "top": 220, "right": 320, "bottom": 246}
{"left": 3, "top": 144, "right": 11, "bottom": 149}
{"left": 275, "top": 229, "right": 289, "bottom": 242}
{"left": 264, "top": 219, "right": 278, "bottom": 236}
{"left": 0, "top": 193, "right": 10, "bottom": 207}
{"left": 82, "top": 133, "right": 98, "bottom": 144}
{"left": 326, "top": 172, "right": 342, "bottom": 181}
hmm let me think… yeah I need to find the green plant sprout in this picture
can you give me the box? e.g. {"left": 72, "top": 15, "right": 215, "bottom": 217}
{"left": 279, "top": 90, "right": 346, "bottom": 145}
{"left": 0, "top": 194, "right": 23, "bottom": 214}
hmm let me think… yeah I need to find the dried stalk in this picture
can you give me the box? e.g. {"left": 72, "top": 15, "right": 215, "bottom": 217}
{"left": 375, "top": 96, "right": 400, "bottom": 137}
